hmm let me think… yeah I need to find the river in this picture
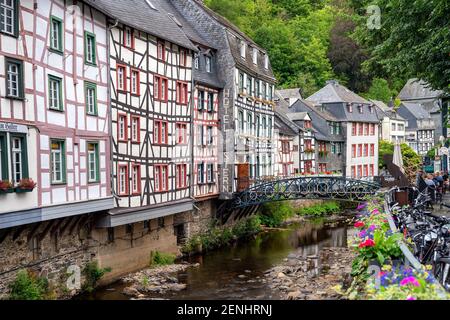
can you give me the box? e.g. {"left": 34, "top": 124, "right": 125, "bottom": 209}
{"left": 80, "top": 217, "right": 352, "bottom": 300}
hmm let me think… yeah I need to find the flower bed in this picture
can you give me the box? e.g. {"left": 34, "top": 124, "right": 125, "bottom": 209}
{"left": 344, "top": 194, "right": 449, "bottom": 300}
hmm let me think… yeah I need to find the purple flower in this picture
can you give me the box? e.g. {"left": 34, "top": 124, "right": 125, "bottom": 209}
{"left": 368, "top": 225, "right": 376, "bottom": 232}
{"left": 358, "top": 230, "right": 367, "bottom": 238}
{"left": 406, "top": 295, "right": 417, "bottom": 301}
{"left": 357, "top": 203, "right": 367, "bottom": 211}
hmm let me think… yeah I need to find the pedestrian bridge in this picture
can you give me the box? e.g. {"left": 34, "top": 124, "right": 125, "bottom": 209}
{"left": 231, "top": 176, "right": 381, "bottom": 209}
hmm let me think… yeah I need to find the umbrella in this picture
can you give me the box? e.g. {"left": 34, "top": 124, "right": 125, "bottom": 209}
{"left": 393, "top": 141, "right": 405, "bottom": 174}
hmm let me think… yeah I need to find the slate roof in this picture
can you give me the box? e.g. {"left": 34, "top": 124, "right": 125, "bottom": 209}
{"left": 227, "top": 33, "right": 276, "bottom": 83}
{"left": 371, "top": 100, "right": 405, "bottom": 122}
{"left": 398, "top": 79, "right": 443, "bottom": 101}
{"left": 84, "top": 0, "right": 197, "bottom": 51}
{"left": 274, "top": 113, "right": 298, "bottom": 136}
{"left": 277, "top": 88, "right": 303, "bottom": 101}
{"left": 396, "top": 102, "right": 433, "bottom": 131}
{"left": 157, "top": 0, "right": 215, "bottom": 49}
{"left": 274, "top": 92, "right": 303, "bottom": 134}
{"left": 289, "top": 99, "right": 344, "bottom": 142}
{"left": 307, "top": 80, "right": 370, "bottom": 104}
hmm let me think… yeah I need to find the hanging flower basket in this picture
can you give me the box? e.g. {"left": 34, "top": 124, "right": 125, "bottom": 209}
{"left": 15, "top": 178, "right": 37, "bottom": 193}
{"left": 0, "top": 181, "right": 14, "bottom": 194}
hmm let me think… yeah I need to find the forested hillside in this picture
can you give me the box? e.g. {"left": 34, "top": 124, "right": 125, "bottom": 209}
{"left": 204, "top": 0, "right": 449, "bottom": 99}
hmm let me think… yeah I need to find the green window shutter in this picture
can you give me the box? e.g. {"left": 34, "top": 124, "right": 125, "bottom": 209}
{"left": 0, "top": 134, "right": 8, "bottom": 180}
{"left": 96, "top": 143, "right": 100, "bottom": 182}
{"left": 50, "top": 16, "right": 63, "bottom": 53}
{"left": 62, "top": 140, "right": 66, "bottom": 183}
{"left": 85, "top": 81, "right": 98, "bottom": 115}
{"left": 5, "top": 58, "right": 24, "bottom": 99}
{"left": 20, "top": 135, "right": 29, "bottom": 179}
{"left": 48, "top": 75, "right": 63, "bottom": 111}
{"left": 84, "top": 31, "right": 97, "bottom": 65}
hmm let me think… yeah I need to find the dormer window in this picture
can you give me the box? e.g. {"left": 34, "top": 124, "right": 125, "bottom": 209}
{"left": 194, "top": 53, "right": 199, "bottom": 69}
{"left": 252, "top": 48, "right": 258, "bottom": 65}
{"left": 358, "top": 105, "right": 363, "bottom": 113}
{"left": 205, "top": 56, "right": 212, "bottom": 73}
{"left": 369, "top": 105, "right": 374, "bottom": 113}
{"left": 264, "top": 54, "right": 269, "bottom": 69}
{"left": 240, "top": 41, "right": 246, "bottom": 59}
{"left": 347, "top": 104, "right": 353, "bottom": 113}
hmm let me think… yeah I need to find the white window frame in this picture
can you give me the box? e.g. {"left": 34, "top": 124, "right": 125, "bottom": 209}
{"left": 131, "top": 117, "right": 139, "bottom": 142}
{"left": 131, "top": 70, "right": 139, "bottom": 94}
{"left": 205, "top": 56, "right": 211, "bottom": 73}
{"left": 119, "top": 166, "right": 127, "bottom": 195}
{"left": 207, "top": 164, "right": 214, "bottom": 183}
{"left": 50, "top": 140, "right": 64, "bottom": 184}
{"left": 6, "top": 61, "right": 19, "bottom": 97}
{"left": 0, "top": 0, "right": 16, "bottom": 35}
{"left": 86, "top": 85, "right": 96, "bottom": 115}
{"left": 132, "top": 165, "right": 140, "bottom": 194}
{"left": 87, "top": 143, "right": 98, "bottom": 183}
{"left": 125, "top": 27, "right": 133, "bottom": 47}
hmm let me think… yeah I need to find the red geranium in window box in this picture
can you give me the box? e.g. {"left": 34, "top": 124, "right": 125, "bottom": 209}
{"left": 0, "top": 180, "right": 14, "bottom": 194}
{"left": 15, "top": 178, "right": 37, "bottom": 193}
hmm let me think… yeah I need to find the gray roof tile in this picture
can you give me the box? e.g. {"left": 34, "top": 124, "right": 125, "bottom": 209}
{"left": 84, "top": 0, "right": 197, "bottom": 51}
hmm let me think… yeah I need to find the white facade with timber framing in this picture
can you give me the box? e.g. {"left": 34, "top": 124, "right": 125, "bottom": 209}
{"left": 169, "top": 0, "right": 277, "bottom": 197}
{"left": 91, "top": 0, "right": 197, "bottom": 228}
{"left": 0, "top": 0, "right": 113, "bottom": 230}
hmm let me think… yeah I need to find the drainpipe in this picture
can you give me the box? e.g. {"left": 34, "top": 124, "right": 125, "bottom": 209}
{"left": 107, "top": 19, "right": 119, "bottom": 198}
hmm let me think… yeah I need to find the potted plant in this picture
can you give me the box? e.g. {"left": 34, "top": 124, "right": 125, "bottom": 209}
{"left": 15, "top": 178, "right": 37, "bottom": 193}
{"left": 0, "top": 180, "right": 14, "bottom": 194}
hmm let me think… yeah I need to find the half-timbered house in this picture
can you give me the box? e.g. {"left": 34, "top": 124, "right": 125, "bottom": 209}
{"left": 274, "top": 113, "right": 298, "bottom": 177}
{"left": 0, "top": 0, "right": 114, "bottom": 292}
{"left": 0, "top": 0, "right": 112, "bottom": 228}
{"left": 289, "top": 98, "right": 346, "bottom": 175}
{"left": 170, "top": 0, "right": 277, "bottom": 197}
{"left": 307, "top": 80, "right": 379, "bottom": 179}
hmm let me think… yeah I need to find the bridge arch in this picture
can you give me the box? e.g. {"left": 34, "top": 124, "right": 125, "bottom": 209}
{"left": 231, "top": 176, "right": 381, "bottom": 209}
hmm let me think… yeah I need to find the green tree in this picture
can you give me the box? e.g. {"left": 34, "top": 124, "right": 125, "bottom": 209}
{"left": 379, "top": 140, "right": 422, "bottom": 181}
{"left": 353, "top": 0, "right": 450, "bottom": 93}
{"left": 363, "top": 78, "right": 395, "bottom": 103}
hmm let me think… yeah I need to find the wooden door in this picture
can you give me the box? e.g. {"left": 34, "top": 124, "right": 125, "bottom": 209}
{"left": 237, "top": 163, "right": 250, "bottom": 192}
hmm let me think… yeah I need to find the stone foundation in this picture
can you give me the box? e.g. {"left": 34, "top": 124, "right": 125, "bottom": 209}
{"left": 0, "top": 217, "right": 94, "bottom": 299}
{"left": 173, "top": 198, "right": 218, "bottom": 241}
{"left": 0, "top": 213, "right": 181, "bottom": 299}
{"left": 92, "top": 216, "right": 179, "bottom": 285}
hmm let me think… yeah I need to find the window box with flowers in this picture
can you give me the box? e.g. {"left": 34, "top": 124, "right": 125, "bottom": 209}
{"left": 305, "top": 148, "right": 315, "bottom": 154}
{"left": 15, "top": 178, "right": 37, "bottom": 193}
{"left": 0, "top": 181, "right": 14, "bottom": 194}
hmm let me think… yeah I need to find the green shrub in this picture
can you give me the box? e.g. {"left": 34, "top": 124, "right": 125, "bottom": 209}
{"left": 8, "top": 270, "right": 50, "bottom": 300}
{"left": 182, "top": 215, "right": 262, "bottom": 254}
{"left": 259, "top": 201, "right": 295, "bottom": 227}
{"left": 150, "top": 251, "right": 176, "bottom": 267}
{"left": 297, "top": 201, "right": 341, "bottom": 217}
{"left": 82, "top": 262, "right": 111, "bottom": 293}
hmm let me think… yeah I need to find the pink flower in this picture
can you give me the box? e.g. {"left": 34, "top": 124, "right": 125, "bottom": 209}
{"left": 359, "top": 239, "right": 375, "bottom": 248}
{"left": 371, "top": 208, "right": 380, "bottom": 215}
{"left": 400, "top": 277, "right": 420, "bottom": 287}
{"left": 406, "top": 295, "right": 417, "bottom": 301}
{"left": 354, "top": 221, "right": 365, "bottom": 228}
